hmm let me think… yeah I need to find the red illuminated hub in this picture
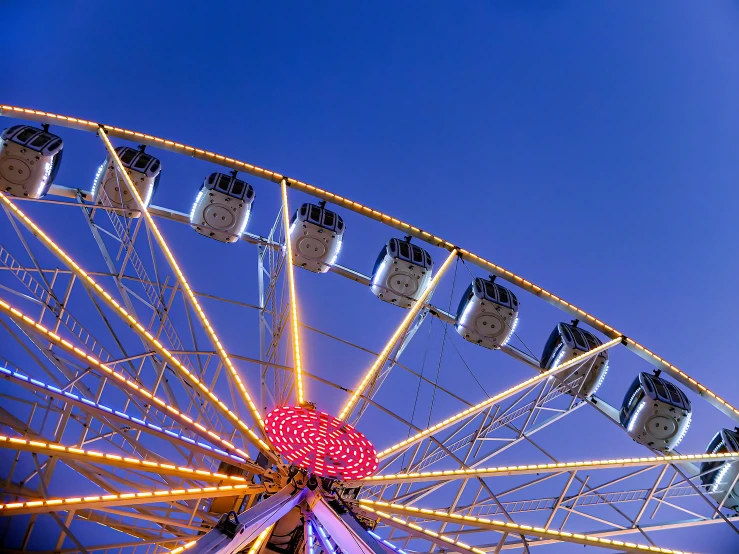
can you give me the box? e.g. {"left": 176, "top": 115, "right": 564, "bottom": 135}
{"left": 265, "top": 406, "right": 378, "bottom": 480}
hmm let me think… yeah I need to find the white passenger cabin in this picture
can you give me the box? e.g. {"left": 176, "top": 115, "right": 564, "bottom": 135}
{"left": 540, "top": 321, "right": 609, "bottom": 397}
{"left": 701, "top": 429, "right": 739, "bottom": 510}
{"left": 92, "top": 146, "right": 161, "bottom": 218}
{"left": 455, "top": 276, "right": 519, "bottom": 349}
{"left": 190, "top": 172, "right": 255, "bottom": 243}
{"left": 370, "top": 238, "right": 433, "bottom": 308}
{"left": 0, "top": 125, "right": 63, "bottom": 198}
{"left": 619, "top": 371, "right": 691, "bottom": 453}
{"left": 289, "top": 202, "right": 345, "bottom": 273}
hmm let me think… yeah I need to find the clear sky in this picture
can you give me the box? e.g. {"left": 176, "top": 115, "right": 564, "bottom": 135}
{"left": 2, "top": 2, "right": 739, "bottom": 552}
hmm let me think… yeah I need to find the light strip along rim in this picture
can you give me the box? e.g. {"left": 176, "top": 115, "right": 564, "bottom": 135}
{"left": 98, "top": 131, "right": 267, "bottom": 439}
{"left": 358, "top": 500, "right": 692, "bottom": 554}
{"left": 0, "top": 298, "right": 257, "bottom": 464}
{"left": 1, "top": 104, "right": 736, "bottom": 423}
{"left": 0, "top": 190, "right": 272, "bottom": 457}
{"left": 338, "top": 248, "right": 458, "bottom": 421}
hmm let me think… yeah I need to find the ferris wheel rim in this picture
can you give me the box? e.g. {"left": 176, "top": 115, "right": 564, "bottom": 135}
{"left": 0, "top": 103, "right": 732, "bottom": 426}
{"left": 0, "top": 104, "right": 736, "bottom": 554}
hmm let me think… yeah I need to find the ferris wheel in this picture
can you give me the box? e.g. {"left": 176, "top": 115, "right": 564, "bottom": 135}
{"left": 0, "top": 104, "right": 738, "bottom": 554}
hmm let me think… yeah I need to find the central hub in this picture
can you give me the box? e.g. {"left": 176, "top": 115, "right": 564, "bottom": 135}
{"left": 265, "top": 406, "right": 378, "bottom": 480}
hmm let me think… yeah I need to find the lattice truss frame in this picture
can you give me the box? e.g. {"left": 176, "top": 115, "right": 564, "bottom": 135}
{"left": 0, "top": 104, "right": 737, "bottom": 554}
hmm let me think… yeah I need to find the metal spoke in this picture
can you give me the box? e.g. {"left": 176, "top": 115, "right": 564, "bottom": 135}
{"left": 378, "top": 338, "right": 621, "bottom": 460}
{"left": 338, "top": 248, "right": 459, "bottom": 421}
{"left": 356, "top": 500, "right": 686, "bottom": 554}
{"left": 279, "top": 178, "right": 306, "bottom": 406}
{"left": 0, "top": 298, "right": 262, "bottom": 469}
{"left": 99, "top": 130, "right": 266, "bottom": 434}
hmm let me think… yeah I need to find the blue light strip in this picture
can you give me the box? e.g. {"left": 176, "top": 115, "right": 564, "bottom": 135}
{"left": 368, "top": 530, "right": 409, "bottom": 554}
{"left": 0, "top": 365, "right": 246, "bottom": 464}
{"left": 306, "top": 521, "right": 316, "bottom": 554}
{"left": 312, "top": 519, "right": 338, "bottom": 554}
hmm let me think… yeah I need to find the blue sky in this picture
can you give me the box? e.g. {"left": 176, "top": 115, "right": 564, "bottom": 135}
{"left": 2, "top": 2, "right": 739, "bottom": 552}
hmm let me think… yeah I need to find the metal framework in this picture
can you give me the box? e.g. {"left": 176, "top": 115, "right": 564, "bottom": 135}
{"left": 0, "top": 104, "right": 736, "bottom": 554}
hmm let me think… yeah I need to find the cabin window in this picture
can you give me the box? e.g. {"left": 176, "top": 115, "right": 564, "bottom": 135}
{"left": 121, "top": 149, "right": 137, "bottom": 165}
{"left": 372, "top": 245, "right": 388, "bottom": 275}
{"left": 133, "top": 154, "right": 151, "bottom": 170}
{"left": 218, "top": 176, "right": 231, "bottom": 192}
{"left": 300, "top": 204, "right": 307, "bottom": 217}
{"left": 425, "top": 252, "right": 432, "bottom": 267}
{"left": 665, "top": 382, "right": 688, "bottom": 409}
{"left": 483, "top": 281, "right": 497, "bottom": 301}
{"left": 664, "top": 382, "right": 679, "bottom": 404}
{"left": 541, "top": 327, "right": 564, "bottom": 369}
{"left": 245, "top": 185, "right": 254, "bottom": 199}
{"left": 708, "top": 435, "right": 728, "bottom": 455}
{"left": 309, "top": 206, "right": 321, "bottom": 223}
{"left": 511, "top": 293, "right": 518, "bottom": 307}
{"left": 498, "top": 287, "right": 510, "bottom": 305}
{"left": 336, "top": 216, "right": 344, "bottom": 231}
{"left": 456, "top": 283, "right": 475, "bottom": 319}
{"left": 149, "top": 160, "right": 160, "bottom": 174}
{"left": 323, "top": 211, "right": 335, "bottom": 229}
{"left": 16, "top": 128, "right": 38, "bottom": 143}
{"left": 47, "top": 139, "right": 62, "bottom": 152}
{"left": 583, "top": 332, "right": 599, "bottom": 349}
{"left": 619, "top": 376, "right": 645, "bottom": 427}
{"left": 231, "top": 181, "right": 245, "bottom": 198}
{"left": 561, "top": 325, "right": 574, "bottom": 345}
{"left": 4, "top": 125, "right": 22, "bottom": 138}
{"left": 411, "top": 246, "right": 423, "bottom": 264}
{"left": 653, "top": 379, "right": 669, "bottom": 402}
{"left": 572, "top": 329, "right": 588, "bottom": 351}
{"left": 208, "top": 174, "right": 216, "bottom": 185}
{"left": 626, "top": 389, "right": 643, "bottom": 417}
{"left": 398, "top": 241, "right": 410, "bottom": 260}
{"left": 474, "top": 279, "right": 483, "bottom": 295}
{"left": 29, "top": 134, "right": 52, "bottom": 149}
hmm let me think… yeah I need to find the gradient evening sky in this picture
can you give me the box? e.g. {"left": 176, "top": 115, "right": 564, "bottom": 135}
{"left": 2, "top": 2, "right": 739, "bottom": 552}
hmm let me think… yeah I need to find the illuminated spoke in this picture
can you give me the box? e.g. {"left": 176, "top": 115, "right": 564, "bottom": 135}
{"left": 0, "top": 435, "right": 252, "bottom": 482}
{"left": 99, "top": 130, "right": 264, "bottom": 432}
{"left": 0, "top": 362, "right": 252, "bottom": 468}
{"left": 338, "top": 249, "right": 458, "bottom": 421}
{"left": 0, "top": 192, "right": 273, "bottom": 458}
{"left": 349, "top": 451, "right": 739, "bottom": 486}
{"left": 0, "top": 297, "right": 268, "bottom": 467}
{"left": 358, "top": 504, "right": 483, "bottom": 554}
{"left": 280, "top": 178, "right": 305, "bottom": 405}
{"left": 357, "top": 500, "right": 692, "bottom": 554}
{"left": 169, "top": 540, "right": 198, "bottom": 554}
{"left": 0, "top": 483, "right": 265, "bottom": 516}
{"left": 247, "top": 525, "right": 273, "bottom": 554}
{"left": 378, "top": 337, "right": 622, "bottom": 460}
